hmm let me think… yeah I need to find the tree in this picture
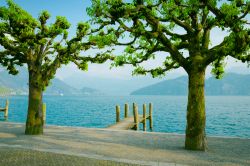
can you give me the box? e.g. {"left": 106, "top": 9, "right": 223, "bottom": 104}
{"left": 88, "top": 0, "right": 250, "bottom": 150}
{"left": 0, "top": 0, "right": 112, "bottom": 135}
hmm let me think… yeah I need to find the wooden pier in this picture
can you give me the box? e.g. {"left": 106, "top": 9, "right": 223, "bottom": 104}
{"left": 0, "top": 100, "right": 9, "bottom": 119}
{"left": 108, "top": 103, "right": 153, "bottom": 131}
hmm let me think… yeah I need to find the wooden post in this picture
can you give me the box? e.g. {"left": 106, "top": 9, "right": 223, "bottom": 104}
{"left": 133, "top": 103, "right": 136, "bottom": 120}
{"left": 149, "top": 103, "right": 153, "bottom": 130}
{"left": 143, "top": 104, "right": 146, "bottom": 131}
{"left": 43, "top": 103, "right": 46, "bottom": 124}
{"left": 124, "top": 103, "right": 129, "bottom": 118}
{"left": 116, "top": 105, "right": 120, "bottom": 123}
{"left": 133, "top": 104, "right": 139, "bottom": 130}
{"left": 4, "top": 100, "right": 9, "bottom": 118}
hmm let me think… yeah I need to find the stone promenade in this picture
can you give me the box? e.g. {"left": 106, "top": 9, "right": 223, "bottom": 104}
{"left": 0, "top": 122, "right": 249, "bottom": 166}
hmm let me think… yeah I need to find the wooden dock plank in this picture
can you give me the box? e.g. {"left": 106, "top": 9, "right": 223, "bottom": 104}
{"left": 0, "top": 108, "right": 6, "bottom": 112}
{"left": 108, "top": 115, "right": 148, "bottom": 130}
{"left": 0, "top": 100, "right": 9, "bottom": 118}
{"left": 108, "top": 117, "right": 135, "bottom": 130}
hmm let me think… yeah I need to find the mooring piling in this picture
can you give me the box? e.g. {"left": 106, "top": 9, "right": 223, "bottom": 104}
{"left": 133, "top": 103, "right": 136, "bottom": 124}
{"left": 143, "top": 104, "right": 146, "bottom": 131}
{"left": 4, "top": 100, "right": 9, "bottom": 118}
{"left": 125, "top": 103, "right": 129, "bottom": 118}
{"left": 43, "top": 103, "right": 46, "bottom": 124}
{"left": 134, "top": 104, "right": 139, "bottom": 130}
{"left": 149, "top": 103, "right": 153, "bottom": 130}
{"left": 116, "top": 105, "right": 120, "bottom": 123}
{"left": 148, "top": 103, "right": 153, "bottom": 130}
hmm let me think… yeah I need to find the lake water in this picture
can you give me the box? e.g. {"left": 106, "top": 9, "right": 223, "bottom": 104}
{"left": 0, "top": 95, "right": 249, "bottom": 138}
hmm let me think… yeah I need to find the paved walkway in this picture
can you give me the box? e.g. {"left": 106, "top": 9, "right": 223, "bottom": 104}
{"left": 0, "top": 122, "right": 250, "bottom": 166}
{"left": 0, "top": 147, "right": 141, "bottom": 166}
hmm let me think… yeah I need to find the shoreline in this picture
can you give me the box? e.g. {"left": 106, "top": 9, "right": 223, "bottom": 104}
{"left": 0, "top": 122, "right": 249, "bottom": 166}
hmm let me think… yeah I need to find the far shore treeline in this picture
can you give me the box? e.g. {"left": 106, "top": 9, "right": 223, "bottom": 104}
{"left": 0, "top": 0, "right": 249, "bottom": 151}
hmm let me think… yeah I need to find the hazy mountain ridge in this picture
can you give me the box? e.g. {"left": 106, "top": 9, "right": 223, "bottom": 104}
{"left": 131, "top": 73, "right": 250, "bottom": 96}
{"left": 0, "top": 67, "right": 101, "bottom": 96}
{"left": 1, "top": 65, "right": 249, "bottom": 96}
{"left": 63, "top": 74, "right": 166, "bottom": 95}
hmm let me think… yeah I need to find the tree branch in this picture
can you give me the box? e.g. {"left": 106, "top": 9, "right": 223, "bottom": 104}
{"left": 171, "top": 16, "right": 193, "bottom": 33}
{"left": 133, "top": 61, "right": 180, "bottom": 78}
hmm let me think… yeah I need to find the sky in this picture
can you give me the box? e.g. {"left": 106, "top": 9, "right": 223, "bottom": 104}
{"left": 0, "top": 0, "right": 249, "bottom": 91}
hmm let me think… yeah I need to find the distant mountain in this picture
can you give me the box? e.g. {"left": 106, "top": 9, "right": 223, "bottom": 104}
{"left": 0, "top": 67, "right": 101, "bottom": 96}
{"left": 0, "top": 67, "right": 28, "bottom": 91}
{"left": 79, "top": 87, "right": 104, "bottom": 95}
{"left": 206, "top": 73, "right": 250, "bottom": 95}
{"left": 131, "top": 73, "right": 250, "bottom": 96}
{"left": 44, "top": 79, "right": 79, "bottom": 96}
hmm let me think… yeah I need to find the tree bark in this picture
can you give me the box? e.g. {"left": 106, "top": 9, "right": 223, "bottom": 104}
{"left": 185, "top": 68, "right": 207, "bottom": 151}
{"left": 25, "top": 72, "right": 44, "bottom": 135}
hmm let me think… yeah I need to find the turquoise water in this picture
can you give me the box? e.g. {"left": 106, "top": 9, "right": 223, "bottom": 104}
{"left": 0, "top": 95, "right": 249, "bottom": 138}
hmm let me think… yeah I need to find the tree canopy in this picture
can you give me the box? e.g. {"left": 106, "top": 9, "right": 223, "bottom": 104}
{"left": 0, "top": 0, "right": 73, "bottom": 89}
{"left": 88, "top": 0, "right": 250, "bottom": 78}
{"left": 0, "top": 0, "right": 113, "bottom": 90}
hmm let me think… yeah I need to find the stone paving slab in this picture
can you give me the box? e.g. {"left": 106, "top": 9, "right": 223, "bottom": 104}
{"left": 0, "top": 122, "right": 249, "bottom": 166}
{"left": 0, "top": 147, "right": 141, "bottom": 166}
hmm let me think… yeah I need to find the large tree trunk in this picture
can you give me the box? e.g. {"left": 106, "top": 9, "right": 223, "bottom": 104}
{"left": 185, "top": 68, "right": 207, "bottom": 151}
{"left": 25, "top": 72, "right": 44, "bottom": 135}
